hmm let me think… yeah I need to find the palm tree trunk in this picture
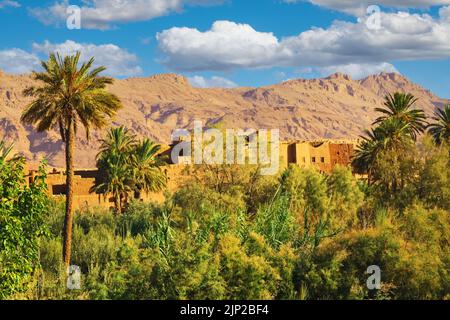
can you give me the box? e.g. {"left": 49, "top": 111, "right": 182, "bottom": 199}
{"left": 63, "top": 120, "right": 75, "bottom": 268}
{"left": 114, "top": 195, "right": 121, "bottom": 214}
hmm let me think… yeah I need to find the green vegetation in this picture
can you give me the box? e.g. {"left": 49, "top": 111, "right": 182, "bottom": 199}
{"left": 1, "top": 136, "right": 449, "bottom": 300}
{"left": 0, "top": 144, "right": 49, "bottom": 299}
{"left": 428, "top": 105, "right": 450, "bottom": 145}
{"left": 93, "top": 126, "right": 167, "bottom": 213}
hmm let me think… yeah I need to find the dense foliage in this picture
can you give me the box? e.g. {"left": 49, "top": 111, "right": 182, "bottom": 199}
{"left": 93, "top": 126, "right": 166, "bottom": 213}
{"left": 3, "top": 135, "right": 445, "bottom": 300}
{"left": 0, "top": 144, "right": 49, "bottom": 299}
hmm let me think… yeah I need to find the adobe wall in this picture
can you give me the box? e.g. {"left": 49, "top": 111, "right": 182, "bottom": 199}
{"left": 25, "top": 140, "right": 356, "bottom": 210}
{"left": 329, "top": 143, "right": 354, "bottom": 167}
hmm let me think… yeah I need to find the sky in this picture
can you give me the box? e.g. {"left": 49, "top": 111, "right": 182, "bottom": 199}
{"left": 1, "top": 0, "right": 450, "bottom": 98}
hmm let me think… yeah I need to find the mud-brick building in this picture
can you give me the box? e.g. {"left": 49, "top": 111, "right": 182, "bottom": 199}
{"left": 26, "top": 165, "right": 186, "bottom": 210}
{"left": 25, "top": 139, "right": 356, "bottom": 210}
{"left": 280, "top": 140, "right": 355, "bottom": 172}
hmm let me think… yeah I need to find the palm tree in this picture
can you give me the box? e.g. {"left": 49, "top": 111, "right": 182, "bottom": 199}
{"left": 92, "top": 156, "right": 133, "bottom": 214}
{"left": 97, "top": 126, "right": 136, "bottom": 161}
{"left": 374, "top": 93, "right": 427, "bottom": 140}
{"left": 21, "top": 52, "right": 123, "bottom": 267}
{"left": 428, "top": 105, "right": 450, "bottom": 145}
{"left": 131, "top": 139, "right": 167, "bottom": 200}
{"left": 93, "top": 127, "right": 135, "bottom": 212}
{"left": 353, "top": 118, "right": 412, "bottom": 184}
{"left": 93, "top": 128, "right": 167, "bottom": 210}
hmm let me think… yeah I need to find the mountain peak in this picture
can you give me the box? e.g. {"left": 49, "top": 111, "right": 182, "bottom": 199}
{"left": 326, "top": 72, "right": 352, "bottom": 81}
{"left": 364, "top": 72, "right": 405, "bottom": 82}
{"left": 147, "top": 73, "right": 190, "bottom": 86}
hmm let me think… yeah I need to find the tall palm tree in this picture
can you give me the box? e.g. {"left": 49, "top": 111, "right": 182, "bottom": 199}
{"left": 131, "top": 139, "right": 167, "bottom": 200}
{"left": 374, "top": 93, "right": 427, "bottom": 140}
{"left": 428, "top": 105, "right": 450, "bottom": 145}
{"left": 21, "top": 52, "right": 123, "bottom": 267}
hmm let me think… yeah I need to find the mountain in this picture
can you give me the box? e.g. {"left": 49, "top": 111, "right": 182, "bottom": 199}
{"left": 0, "top": 70, "right": 448, "bottom": 167}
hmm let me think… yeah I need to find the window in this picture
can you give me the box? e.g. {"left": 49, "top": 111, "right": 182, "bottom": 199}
{"left": 321, "top": 157, "right": 325, "bottom": 163}
{"left": 312, "top": 157, "right": 316, "bottom": 163}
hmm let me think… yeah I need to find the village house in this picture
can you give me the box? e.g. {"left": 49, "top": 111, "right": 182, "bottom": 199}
{"left": 25, "top": 139, "right": 356, "bottom": 210}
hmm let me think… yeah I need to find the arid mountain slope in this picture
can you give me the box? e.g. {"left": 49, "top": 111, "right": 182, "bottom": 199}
{"left": 0, "top": 70, "right": 447, "bottom": 167}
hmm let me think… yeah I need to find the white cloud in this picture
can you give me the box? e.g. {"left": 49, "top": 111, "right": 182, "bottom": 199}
{"left": 32, "top": 40, "right": 143, "bottom": 77}
{"left": 0, "top": 0, "right": 20, "bottom": 9}
{"left": 157, "top": 12, "right": 450, "bottom": 74}
{"left": 188, "top": 75, "right": 237, "bottom": 88}
{"left": 440, "top": 5, "right": 450, "bottom": 19}
{"left": 157, "top": 20, "right": 281, "bottom": 71}
{"left": 318, "top": 63, "right": 399, "bottom": 79}
{"left": 0, "top": 40, "right": 142, "bottom": 77}
{"left": 0, "top": 49, "right": 40, "bottom": 74}
{"left": 285, "top": 0, "right": 450, "bottom": 16}
{"left": 30, "top": 0, "right": 224, "bottom": 30}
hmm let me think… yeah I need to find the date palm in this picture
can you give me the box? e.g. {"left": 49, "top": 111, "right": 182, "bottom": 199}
{"left": 92, "top": 156, "right": 133, "bottom": 214}
{"left": 97, "top": 126, "right": 136, "bottom": 162}
{"left": 428, "top": 105, "right": 450, "bottom": 145}
{"left": 21, "top": 52, "right": 122, "bottom": 267}
{"left": 374, "top": 93, "right": 427, "bottom": 140}
{"left": 131, "top": 139, "right": 167, "bottom": 200}
{"left": 353, "top": 118, "right": 412, "bottom": 184}
{"left": 93, "top": 127, "right": 135, "bottom": 212}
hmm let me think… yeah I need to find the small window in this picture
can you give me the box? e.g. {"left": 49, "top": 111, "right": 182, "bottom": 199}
{"left": 312, "top": 157, "right": 316, "bottom": 163}
{"left": 321, "top": 157, "right": 325, "bottom": 163}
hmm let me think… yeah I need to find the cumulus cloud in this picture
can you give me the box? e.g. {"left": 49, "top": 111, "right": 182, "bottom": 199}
{"left": 440, "top": 5, "right": 450, "bottom": 19}
{"left": 157, "top": 20, "right": 281, "bottom": 71}
{"left": 30, "top": 0, "right": 224, "bottom": 29}
{"left": 188, "top": 75, "right": 237, "bottom": 88}
{"left": 285, "top": 0, "right": 450, "bottom": 16}
{"left": 0, "top": 0, "right": 20, "bottom": 9}
{"left": 0, "top": 40, "right": 142, "bottom": 77}
{"left": 0, "top": 49, "right": 40, "bottom": 74}
{"left": 318, "top": 63, "right": 399, "bottom": 79}
{"left": 157, "top": 11, "right": 450, "bottom": 75}
{"left": 32, "top": 40, "right": 142, "bottom": 77}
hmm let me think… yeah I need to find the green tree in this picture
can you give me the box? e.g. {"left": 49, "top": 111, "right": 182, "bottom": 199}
{"left": 374, "top": 92, "right": 427, "bottom": 140}
{"left": 94, "top": 127, "right": 167, "bottom": 212}
{"left": 0, "top": 145, "right": 49, "bottom": 298}
{"left": 417, "top": 137, "right": 450, "bottom": 210}
{"left": 21, "top": 52, "right": 122, "bottom": 267}
{"left": 93, "top": 127, "right": 135, "bottom": 212}
{"left": 327, "top": 166, "right": 364, "bottom": 229}
{"left": 428, "top": 105, "right": 450, "bottom": 145}
{"left": 131, "top": 139, "right": 167, "bottom": 200}
{"left": 353, "top": 118, "right": 414, "bottom": 186}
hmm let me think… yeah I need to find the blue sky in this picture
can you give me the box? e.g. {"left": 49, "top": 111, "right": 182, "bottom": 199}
{"left": 1, "top": 0, "right": 450, "bottom": 98}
